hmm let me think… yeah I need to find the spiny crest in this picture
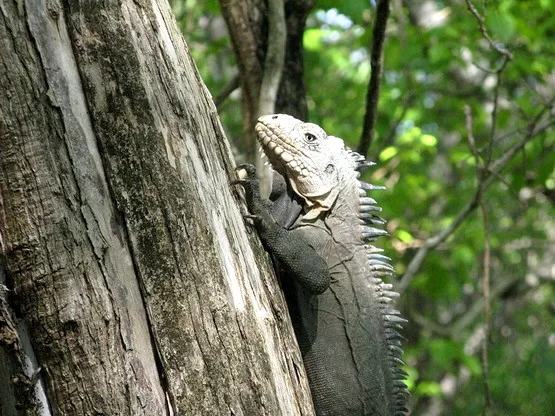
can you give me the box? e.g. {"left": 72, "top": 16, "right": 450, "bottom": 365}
{"left": 354, "top": 151, "right": 387, "bottom": 243}
{"left": 356, "top": 156, "right": 409, "bottom": 415}
{"left": 368, "top": 251, "right": 409, "bottom": 414}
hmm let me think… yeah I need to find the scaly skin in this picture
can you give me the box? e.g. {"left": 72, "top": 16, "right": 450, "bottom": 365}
{"left": 235, "top": 114, "right": 408, "bottom": 416}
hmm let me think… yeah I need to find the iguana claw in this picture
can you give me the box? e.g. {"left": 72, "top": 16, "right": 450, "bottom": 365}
{"left": 231, "top": 163, "right": 264, "bottom": 222}
{"left": 234, "top": 163, "right": 256, "bottom": 177}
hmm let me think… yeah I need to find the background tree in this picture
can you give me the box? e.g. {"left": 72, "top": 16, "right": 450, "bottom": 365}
{"left": 218, "top": 0, "right": 313, "bottom": 194}
{"left": 176, "top": 0, "right": 555, "bottom": 414}
{"left": 0, "top": 0, "right": 314, "bottom": 414}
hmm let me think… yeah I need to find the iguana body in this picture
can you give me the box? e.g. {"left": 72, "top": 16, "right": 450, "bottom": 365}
{"left": 235, "top": 114, "right": 408, "bottom": 415}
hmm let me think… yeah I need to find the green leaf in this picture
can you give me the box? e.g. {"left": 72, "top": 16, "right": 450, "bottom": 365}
{"left": 403, "top": 366, "right": 418, "bottom": 390}
{"left": 428, "top": 339, "right": 460, "bottom": 369}
{"left": 453, "top": 245, "right": 475, "bottom": 268}
{"left": 304, "top": 29, "right": 323, "bottom": 51}
{"left": 379, "top": 146, "right": 398, "bottom": 162}
{"left": 396, "top": 229, "right": 413, "bottom": 243}
{"left": 486, "top": 11, "right": 515, "bottom": 43}
{"left": 416, "top": 381, "right": 442, "bottom": 397}
{"left": 462, "top": 354, "right": 482, "bottom": 376}
{"left": 420, "top": 134, "right": 438, "bottom": 147}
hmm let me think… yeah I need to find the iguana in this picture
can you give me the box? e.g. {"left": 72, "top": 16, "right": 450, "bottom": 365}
{"left": 233, "top": 114, "right": 408, "bottom": 416}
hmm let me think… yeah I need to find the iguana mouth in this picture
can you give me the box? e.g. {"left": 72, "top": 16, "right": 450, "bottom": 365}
{"left": 255, "top": 119, "right": 313, "bottom": 180}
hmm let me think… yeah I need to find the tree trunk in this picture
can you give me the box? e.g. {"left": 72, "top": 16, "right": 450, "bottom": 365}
{"left": 0, "top": 1, "right": 314, "bottom": 415}
{"left": 219, "top": 0, "right": 313, "bottom": 156}
{"left": 219, "top": 0, "right": 313, "bottom": 197}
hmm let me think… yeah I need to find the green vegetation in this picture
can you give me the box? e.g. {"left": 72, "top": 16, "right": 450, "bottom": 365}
{"left": 172, "top": 1, "right": 554, "bottom": 414}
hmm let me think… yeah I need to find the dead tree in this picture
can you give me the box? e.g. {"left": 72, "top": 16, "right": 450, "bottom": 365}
{"left": 0, "top": 1, "right": 313, "bottom": 414}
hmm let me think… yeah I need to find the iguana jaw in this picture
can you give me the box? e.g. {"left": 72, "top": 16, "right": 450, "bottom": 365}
{"left": 255, "top": 114, "right": 346, "bottom": 218}
{"left": 255, "top": 115, "right": 311, "bottom": 179}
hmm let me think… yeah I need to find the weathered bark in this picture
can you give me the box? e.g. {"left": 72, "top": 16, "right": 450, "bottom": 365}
{"left": 0, "top": 0, "right": 313, "bottom": 415}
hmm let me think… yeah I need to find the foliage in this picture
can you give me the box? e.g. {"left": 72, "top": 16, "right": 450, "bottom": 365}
{"left": 172, "top": 0, "right": 555, "bottom": 414}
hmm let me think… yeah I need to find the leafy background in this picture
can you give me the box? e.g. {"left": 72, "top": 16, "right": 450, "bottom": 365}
{"left": 171, "top": 0, "right": 555, "bottom": 414}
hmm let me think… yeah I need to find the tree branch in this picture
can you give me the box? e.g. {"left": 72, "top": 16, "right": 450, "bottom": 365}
{"left": 214, "top": 75, "right": 240, "bottom": 108}
{"left": 480, "top": 201, "right": 493, "bottom": 414}
{"left": 464, "top": 0, "right": 514, "bottom": 61}
{"left": 397, "top": 101, "right": 555, "bottom": 294}
{"left": 358, "top": 0, "right": 391, "bottom": 157}
{"left": 467, "top": 102, "right": 493, "bottom": 414}
{"left": 258, "top": 0, "right": 286, "bottom": 116}
{"left": 256, "top": 0, "right": 287, "bottom": 197}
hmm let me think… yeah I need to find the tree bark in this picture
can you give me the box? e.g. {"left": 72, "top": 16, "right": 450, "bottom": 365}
{"left": 0, "top": 0, "right": 314, "bottom": 415}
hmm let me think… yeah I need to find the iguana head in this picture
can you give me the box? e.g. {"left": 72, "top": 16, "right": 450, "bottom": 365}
{"left": 256, "top": 114, "right": 359, "bottom": 219}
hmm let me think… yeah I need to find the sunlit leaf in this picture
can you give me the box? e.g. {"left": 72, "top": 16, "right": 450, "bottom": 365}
{"left": 486, "top": 11, "right": 515, "bottom": 43}
{"left": 420, "top": 134, "right": 438, "bottom": 147}
{"left": 416, "top": 381, "right": 442, "bottom": 397}
{"left": 304, "top": 29, "right": 323, "bottom": 51}
{"left": 396, "top": 229, "right": 413, "bottom": 243}
{"left": 379, "top": 146, "right": 398, "bottom": 162}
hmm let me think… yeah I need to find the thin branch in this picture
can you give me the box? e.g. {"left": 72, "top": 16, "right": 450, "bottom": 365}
{"left": 487, "top": 62, "right": 509, "bottom": 164}
{"left": 468, "top": 102, "right": 494, "bottom": 415}
{"left": 258, "top": 0, "right": 286, "bottom": 116}
{"left": 214, "top": 75, "right": 240, "bottom": 108}
{"left": 471, "top": 58, "right": 508, "bottom": 75}
{"left": 456, "top": 115, "right": 552, "bottom": 163}
{"left": 478, "top": 40, "right": 509, "bottom": 414}
{"left": 358, "top": 0, "right": 391, "bottom": 157}
{"left": 465, "top": 105, "right": 480, "bottom": 165}
{"left": 397, "top": 102, "right": 554, "bottom": 294}
{"left": 411, "top": 310, "right": 451, "bottom": 337}
{"left": 464, "top": 0, "right": 514, "bottom": 61}
{"left": 487, "top": 98, "right": 554, "bottom": 174}
{"left": 411, "top": 270, "right": 520, "bottom": 340}
{"left": 479, "top": 59, "right": 495, "bottom": 416}
{"left": 480, "top": 202, "right": 493, "bottom": 415}
{"left": 450, "top": 273, "right": 519, "bottom": 337}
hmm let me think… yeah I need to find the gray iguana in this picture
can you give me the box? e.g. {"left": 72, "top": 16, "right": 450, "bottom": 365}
{"left": 233, "top": 114, "right": 408, "bottom": 416}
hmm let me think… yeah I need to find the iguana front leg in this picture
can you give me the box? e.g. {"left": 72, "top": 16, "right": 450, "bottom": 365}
{"left": 232, "top": 164, "right": 330, "bottom": 294}
{"left": 269, "top": 171, "right": 304, "bottom": 229}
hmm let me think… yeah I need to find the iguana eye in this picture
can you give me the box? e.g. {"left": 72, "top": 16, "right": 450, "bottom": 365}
{"left": 305, "top": 133, "right": 317, "bottom": 142}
